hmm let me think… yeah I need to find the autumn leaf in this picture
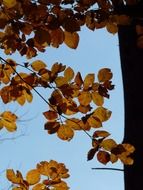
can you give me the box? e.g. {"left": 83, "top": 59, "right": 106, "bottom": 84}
{"left": 64, "top": 31, "right": 79, "bottom": 49}
{"left": 31, "top": 60, "right": 47, "bottom": 71}
{"left": 74, "top": 72, "right": 83, "bottom": 87}
{"left": 55, "top": 76, "right": 68, "bottom": 87}
{"left": 6, "top": 169, "right": 23, "bottom": 184}
{"left": 32, "top": 183, "right": 46, "bottom": 190}
{"left": 92, "top": 130, "right": 110, "bottom": 138}
{"left": 97, "top": 151, "right": 110, "bottom": 165}
{"left": 3, "top": 0, "right": 17, "bottom": 8}
{"left": 92, "top": 91, "right": 104, "bottom": 106}
{"left": 106, "top": 22, "right": 118, "bottom": 34}
{"left": 83, "top": 74, "right": 95, "bottom": 90}
{"left": 93, "top": 107, "right": 111, "bottom": 122}
{"left": 26, "top": 169, "right": 41, "bottom": 185}
{"left": 0, "top": 111, "right": 17, "bottom": 132}
{"left": 57, "top": 124, "right": 74, "bottom": 141}
{"left": 65, "top": 118, "right": 81, "bottom": 130}
{"left": 78, "top": 91, "right": 92, "bottom": 106}
{"left": 100, "top": 139, "right": 117, "bottom": 151}
{"left": 43, "top": 111, "right": 58, "bottom": 120}
{"left": 98, "top": 68, "right": 113, "bottom": 82}
{"left": 64, "top": 67, "right": 74, "bottom": 81}
{"left": 87, "top": 148, "right": 97, "bottom": 161}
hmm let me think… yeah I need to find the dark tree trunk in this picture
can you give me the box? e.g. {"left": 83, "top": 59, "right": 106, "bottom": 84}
{"left": 118, "top": 24, "right": 143, "bottom": 190}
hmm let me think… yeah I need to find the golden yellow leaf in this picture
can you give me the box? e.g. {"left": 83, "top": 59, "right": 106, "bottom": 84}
{"left": 64, "top": 31, "right": 79, "bottom": 49}
{"left": 100, "top": 139, "right": 117, "bottom": 151}
{"left": 55, "top": 76, "right": 68, "bottom": 87}
{"left": 87, "top": 116, "right": 102, "bottom": 128}
{"left": 16, "top": 95, "right": 26, "bottom": 106}
{"left": 119, "top": 154, "right": 134, "bottom": 165}
{"left": 23, "top": 90, "right": 33, "bottom": 103}
{"left": 98, "top": 68, "right": 113, "bottom": 82}
{"left": 78, "top": 91, "right": 92, "bottom": 106}
{"left": 110, "top": 153, "right": 118, "bottom": 163}
{"left": 65, "top": 118, "right": 81, "bottom": 130}
{"left": 122, "top": 143, "right": 135, "bottom": 154}
{"left": 0, "top": 111, "right": 17, "bottom": 132}
{"left": 92, "top": 91, "right": 104, "bottom": 106}
{"left": 64, "top": 67, "right": 74, "bottom": 81}
{"left": 3, "top": 0, "right": 17, "bottom": 8}
{"left": 52, "top": 181, "right": 69, "bottom": 190}
{"left": 31, "top": 60, "right": 47, "bottom": 72}
{"left": 106, "top": 22, "right": 118, "bottom": 34}
{"left": 32, "top": 183, "right": 46, "bottom": 190}
{"left": 83, "top": 74, "right": 95, "bottom": 90}
{"left": 57, "top": 124, "right": 74, "bottom": 141}
{"left": 26, "top": 169, "right": 40, "bottom": 185}
{"left": 93, "top": 107, "right": 111, "bottom": 122}
{"left": 6, "top": 169, "right": 23, "bottom": 184}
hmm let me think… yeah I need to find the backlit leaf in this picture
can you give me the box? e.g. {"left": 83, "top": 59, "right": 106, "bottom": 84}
{"left": 93, "top": 130, "right": 110, "bottom": 138}
{"left": 6, "top": 169, "right": 23, "bottom": 184}
{"left": 93, "top": 107, "right": 111, "bottom": 122}
{"left": 97, "top": 151, "right": 110, "bottom": 165}
{"left": 100, "top": 139, "right": 117, "bottom": 151}
{"left": 106, "top": 22, "right": 118, "bottom": 34}
{"left": 87, "top": 148, "right": 97, "bottom": 161}
{"left": 3, "top": 0, "right": 17, "bottom": 8}
{"left": 64, "top": 67, "right": 74, "bottom": 81}
{"left": 43, "top": 111, "right": 58, "bottom": 120}
{"left": 64, "top": 31, "right": 79, "bottom": 49}
{"left": 92, "top": 91, "right": 104, "bottom": 106}
{"left": 78, "top": 91, "right": 92, "bottom": 106}
{"left": 65, "top": 118, "right": 81, "bottom": 130}
{"left": 57, "top": 124, "right": 74, "bottom": 141}
{"left": 98, "top": 68, "right": 113, "bottom": 82}
{"left": 83, "top": 74, "right": 95, "bottom": 90}
{"left": 26, "top": 169, "right": 40, "bottom": 185}
{"left": 32, "top": 183, "right": 46, "bottom": 190}
{"left": 31, "top": 60, "right": 46, "bottom": 71}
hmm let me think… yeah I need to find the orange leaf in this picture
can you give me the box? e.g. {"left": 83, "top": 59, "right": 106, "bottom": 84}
{"left": 100, "top": 139, "right": 117, "bottom": 151}
{"left": 6, "top": 169, "right": 23, "bottom": 184}
{"left": 64, "top": 67, "right": 74, "bottom": 81}
{"left": 78, "top": 91, "right": 92, "bottom": 106}
{"left": 57, "top": 124, "right": 74, "bottom": 141}
{"left": 98, "top": 68, "right": 113, "bottom": 82}
{"left": 93, "top": 107, "right": 111, "bottom": 122}
{"left": 83, "top": 74, "right": 95, "bottom": 90}
{"left": 64, "top": 31, "right": 79, "bottom": 49}
{"left": 26, "top": 169, "right": 40, "bottom": 185}
{"left": 31, "top": 60, "right": 46, "bottom": 72}
{"left": 106, "top": 22, "right": 118, "bottom": 34}
{"left": 92, "top": 91, "right": 104, "bottom": 106}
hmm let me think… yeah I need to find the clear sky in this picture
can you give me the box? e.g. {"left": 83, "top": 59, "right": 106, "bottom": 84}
{"left": 0, "top": 27, "right": 124, "bottom": 190}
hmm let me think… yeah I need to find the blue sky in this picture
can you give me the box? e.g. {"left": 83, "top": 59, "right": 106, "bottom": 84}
{"left": 0, "top": 27, "right": 124, "bottom": 190}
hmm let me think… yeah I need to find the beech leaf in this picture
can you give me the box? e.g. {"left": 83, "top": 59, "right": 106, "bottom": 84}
{"left": 64, "top": 31, "right": 79, "bottom": 49}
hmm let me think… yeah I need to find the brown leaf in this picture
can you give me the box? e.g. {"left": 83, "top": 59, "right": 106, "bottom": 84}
{"left": 78, "top": 91, "right": 92, "bottom": 106}
{"left": 98, "top": 68, "right": 113, "bottom": 82}
{"left": 43, "top": 111, "right": 58, "bottom": 120}
{"left": 97, "top": 151, "right": 110, "bottom": 165}
{"left": 64, "top": 31, "right": 79, "bottom": 49}
{"left": 83, "top": 74, "right": 95, "bottom": 90}
{"left": 87, "top": 148, "right": 97, "bottom": 161}
{"left": 57, "top": 124, "right": 74, "bottom": 141}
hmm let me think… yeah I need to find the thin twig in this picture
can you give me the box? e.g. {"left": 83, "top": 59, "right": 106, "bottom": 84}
{"left": 92, "top": 167, "right": 124, "bottom": 171}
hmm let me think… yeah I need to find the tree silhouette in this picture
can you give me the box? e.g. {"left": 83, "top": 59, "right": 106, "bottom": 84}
{"left": 0, "top": 0, "right": 142, "bottom": 190}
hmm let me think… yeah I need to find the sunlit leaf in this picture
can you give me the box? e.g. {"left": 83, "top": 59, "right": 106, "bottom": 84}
{"left": 26, "top": 169, "right": 40, "bottom": 185}
{"left": 31, "top": 60, "right": 47, "bottom": 71}
{"left": 83, "top": 74, "right": 95, "bottom": 90}
{"left": 3, "top": 0, "right": 17, "bottom": 8}
{"left": 93, "top": 107, "right": 111, "bottom": 122}
{"left": 98, "top": 68, "right": 113, "bottom": 82}
{"left": 110, "top": 153, "right": 118, "bottom": 163}
{"left": 43, "top": 111, "right": 58, "bottom": 120}
{"left": 32, "top": 183, "right": 46, "bottom": 190}
{"left": 64, "top": 31, "right": 79, "bottom": 49}
{"left": 92, "top": 91, "right": 104, "bottom": 106}
{"left": 100, "top": 139, "right": 117, "bottom": 151}
{"left": 64, "top": 67, "right": 74, "bottom": 81}
{"left": 6, "top": 169, "right": 23, "bottom": 184}
{"left": 78, "top": 91, "right": 92, "bottom": 106}
{"left": 65, "top": 118, "right": 81, "bottom": 130}
{"left": 57, "top": 124, "right": 74, "bottom": 141}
